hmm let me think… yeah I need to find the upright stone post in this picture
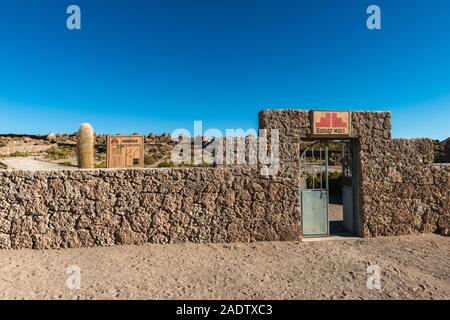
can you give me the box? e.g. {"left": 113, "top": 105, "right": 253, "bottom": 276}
{"left": 77, "top": 123, "right": 94, "bottom": 169}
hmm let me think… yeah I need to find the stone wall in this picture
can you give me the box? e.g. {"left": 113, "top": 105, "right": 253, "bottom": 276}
{"left": 258, "top": 109, "right": 449, "bottom": 237}
{"left": 258, "top": 109, "right": 392, "bottom": 236}
{"left": 0, "top": 109, "right": 447, "bottom": 250}
{"left": 361, "top": 139, "right": 450, "bottom": 236}
{"left": 0, "top": 167, "right": 300, "bottom": 249}
{"left": 0, "top": 137, "right": 54, "bottom": 156}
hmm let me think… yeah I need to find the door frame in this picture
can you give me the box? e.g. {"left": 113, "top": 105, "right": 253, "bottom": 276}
{"left": 299, "top": 138, "right": 362, "bottom": 237}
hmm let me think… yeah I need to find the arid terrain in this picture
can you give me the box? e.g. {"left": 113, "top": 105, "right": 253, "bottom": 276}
{"left": 0, "top": 133, "right": 180, "bottom": 169}
{"left": 0, "top": 234, "right": 448, "bottom": 300}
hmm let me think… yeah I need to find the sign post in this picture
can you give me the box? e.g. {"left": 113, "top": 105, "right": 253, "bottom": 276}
{"left": 106, "top": 135, "right": 145, "bottom": 168}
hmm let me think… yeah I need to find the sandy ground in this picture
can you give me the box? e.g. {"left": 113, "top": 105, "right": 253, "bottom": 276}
{"left": 0, "top": 234, "right": 448, "bottom": 300}
{"left": 0, "top": 157, "right": 73, "bottom": 171}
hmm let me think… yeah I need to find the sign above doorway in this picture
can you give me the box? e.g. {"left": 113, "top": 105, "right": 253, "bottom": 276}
{"left": 310, "top": 111, "right": 351, "bottom": 137}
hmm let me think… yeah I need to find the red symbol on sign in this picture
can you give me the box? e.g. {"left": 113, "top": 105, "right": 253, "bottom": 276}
{"left": 111, "top": 138, "right": 118, "bottom": 144}
{"left": 315, "top": 112, "right": 347, "bottom": 128}
{"left": 315, "top": 113, "right": 331, "bottom": 127}
{"left": 331, "top": 113, "right": 347, "bottom": 128}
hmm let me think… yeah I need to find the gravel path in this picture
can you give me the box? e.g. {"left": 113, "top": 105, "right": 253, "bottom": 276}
{"left": 0, "top": 234, "right": 448, "bottom": 300}
{"left": 0, "top": 157, "right": 72, "bottom": 171}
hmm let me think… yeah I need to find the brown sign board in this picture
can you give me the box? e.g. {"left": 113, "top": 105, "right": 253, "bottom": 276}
{"left": 310, "top": 111, "right": 351, "bottom": 137}
{"left": 106, "top": 135, "right": 145, "bottom": 168}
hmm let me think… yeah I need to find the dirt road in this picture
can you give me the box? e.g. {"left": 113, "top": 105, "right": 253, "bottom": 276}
{"left": 0, "top": 157, "right": 72, "bottom": 171}
{"left": 0, "top": 234, "right": 448, "bottom": 300}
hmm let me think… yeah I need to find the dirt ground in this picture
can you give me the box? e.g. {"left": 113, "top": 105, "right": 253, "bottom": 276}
{"left": 0, "top": 157, "right": 73, "bottom": 171}
{"left": 0, "top": 234, "right": 448, "bottom": 300}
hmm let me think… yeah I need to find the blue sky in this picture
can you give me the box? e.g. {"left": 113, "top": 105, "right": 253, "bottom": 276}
{"left": 0, "top": 0, "right": 449, "bottom": 140}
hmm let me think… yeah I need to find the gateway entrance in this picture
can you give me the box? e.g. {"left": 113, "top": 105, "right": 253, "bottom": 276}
{"left": 300, "top": 140, "right": 360, "bottom": 237}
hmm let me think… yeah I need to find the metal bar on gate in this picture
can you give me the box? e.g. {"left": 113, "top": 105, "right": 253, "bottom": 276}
{"left": 342, "top": 142, "right": 344, "bottom": 188}
{"left": 320, "top": 147, "right": 322, "bottom": 190}
{"left": 311, "top": 145, "right": 314, "bottom": 190}
{"left": 325, "top": 146, "right": 329, "bottom": 190}
{"left": 350, "top": 141, "right": 353, "bottom": 187}
{"left": 306, "top": 146, "right": 310, "bottom": 189}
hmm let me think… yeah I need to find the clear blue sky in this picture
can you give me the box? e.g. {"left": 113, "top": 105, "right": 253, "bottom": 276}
{"left": 0, "top": 0, "right": 449, "bottom": 140}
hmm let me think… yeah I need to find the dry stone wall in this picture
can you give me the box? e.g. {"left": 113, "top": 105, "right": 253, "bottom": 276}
{"left": 360, "top": 139, "right": 450, "bottom": 236}
{"left": 0, "top": 167, "right": 300, "bottom": 249}
{"left": 259, "top": 109, "right": 449, "bottom": 237}
{"left": 0, "top": 109, "right": 447, "bottom": 250}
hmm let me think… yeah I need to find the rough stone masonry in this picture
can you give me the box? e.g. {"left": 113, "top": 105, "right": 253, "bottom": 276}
{"left": 0, "top": 167, "right": 299, "bottom": 249}
{"left": 259, "top": 109, "right": 450, "bottom": 237}
{"left": 0, "top": 109, "right": 448, "bottom": 249}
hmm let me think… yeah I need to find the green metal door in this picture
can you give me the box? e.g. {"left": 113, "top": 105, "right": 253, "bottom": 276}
{"left": 301, "top": 142, "right": 329, "bottom": 237}
{"left": 302, "top": 190, "right": 329, "bottom": 236}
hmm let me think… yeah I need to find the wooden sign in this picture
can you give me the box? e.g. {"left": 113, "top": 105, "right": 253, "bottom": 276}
{"left": 311, "top": 111, "right": 351, "bottom": 137}
{"left": 106, "top": 135, "right": 145, "bottom": 168}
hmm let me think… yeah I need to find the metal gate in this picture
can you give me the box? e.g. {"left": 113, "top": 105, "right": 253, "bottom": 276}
{"left": 300, "top": 142, "right": 329, "bottom": 237}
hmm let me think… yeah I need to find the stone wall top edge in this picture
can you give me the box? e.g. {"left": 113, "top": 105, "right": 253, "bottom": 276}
{"left": 390, "top": 138, "right": 434, "bottom": 142}
{"left": 0, "top": 166, "right": 257, "bottom": 175}
{"left": 259, "top": 109, "right": 391, "bottom": 114}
